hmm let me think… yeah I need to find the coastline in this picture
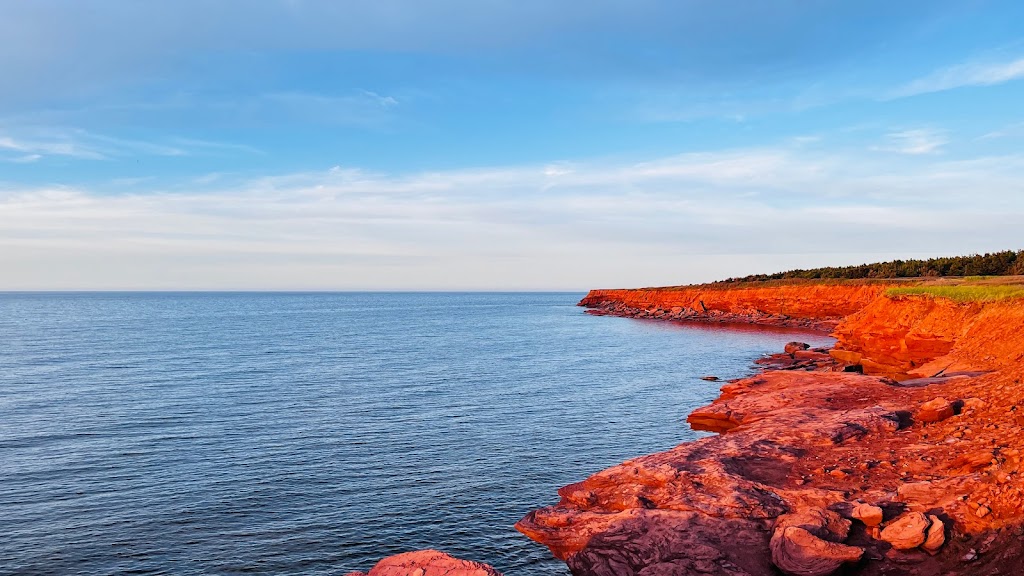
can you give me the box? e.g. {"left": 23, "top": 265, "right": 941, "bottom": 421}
{"left": 515, "top": 282, "right": 1024, "bottom": 575}
{"left": 355, "top": 281, "right": 1024, "bottom": 575}
{"left": 577, "top": 283, "right": 890, "bottom": 332}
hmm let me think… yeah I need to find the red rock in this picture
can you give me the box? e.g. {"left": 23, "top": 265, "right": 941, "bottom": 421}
{"left": 917, "top": 397, "right": 955, "bottom": 423}
{"left": 774, "top": 508, "right": 852, "bottom": 542}
{"left": 828, "top": 349, "right": 862, "bottom": 364}
{"left": 963, "top": 397, "right": 987, "bottom": 411}
{"left": 851, "top": 504, "right": 884, "bottom": 527}
{"left": 785, "top": 342, "right": 812, "bottom": 355}
{"left": 345, "top": 550, "right": 502, "bottom": 576}
{"left": 520, "top": 285, "right": 1024, "bottom": 575}
{"left": 880, "top": 512, "right": 930, "bottom": 550}
{"left": 922, "top": 515, "right": 946, "bottom": 555}
{"left": 793, "top": 350, "right": 832, "bottom": 362}
{"left": 770, "top": 526, "right": 863, "bottom": 576}
{"left": 577, "top": 284, "right": 886, "bottom": 330}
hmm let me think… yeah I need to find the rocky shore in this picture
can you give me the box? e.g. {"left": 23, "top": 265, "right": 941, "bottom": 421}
{"left": 353, "top": 283, "right": 1024, "bottom": 576}
{"left": 516, "top": 284, "right": 1024, "bottom": 575}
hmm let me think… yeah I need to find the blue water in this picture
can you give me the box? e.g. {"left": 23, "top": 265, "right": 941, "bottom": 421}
{"left": 0, "top": 293, "right": 832, "bottom": 575}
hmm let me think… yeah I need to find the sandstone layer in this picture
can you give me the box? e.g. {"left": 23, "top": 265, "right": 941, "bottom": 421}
{"left": 518, "top": 286, "right": 1024, "bottom": 576}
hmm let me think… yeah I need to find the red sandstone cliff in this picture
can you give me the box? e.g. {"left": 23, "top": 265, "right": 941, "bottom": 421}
{"left": 578, "top": 283, "right": 890, "bottom": 330}
{"left": 517, "top": 286, "right": 1024, "bottom": 576}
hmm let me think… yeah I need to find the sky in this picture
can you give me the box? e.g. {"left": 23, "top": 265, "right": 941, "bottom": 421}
{"left": 2, "top": 0, "right": 1024, "bottom": 290}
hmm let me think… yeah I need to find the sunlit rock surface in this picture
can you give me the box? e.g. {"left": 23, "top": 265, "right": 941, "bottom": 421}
{"left": 518, "top": 286, "right": 1024, "bottom": 575}
{"left": 344, "top": 550, "right": 502, "bottom": 576}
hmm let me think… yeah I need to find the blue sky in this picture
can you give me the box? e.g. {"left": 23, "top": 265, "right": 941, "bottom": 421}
{"left": 2, "top": 0, "right": 1024, "bottom": 289}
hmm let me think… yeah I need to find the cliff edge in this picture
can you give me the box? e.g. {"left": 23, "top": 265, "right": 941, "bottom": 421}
{"left": 577, "top": 282, "right": 891, "bottom": 331}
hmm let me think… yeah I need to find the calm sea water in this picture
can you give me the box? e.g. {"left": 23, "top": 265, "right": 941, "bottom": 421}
{"left": 0, "top": 293, "right": 832, "bottom": 576}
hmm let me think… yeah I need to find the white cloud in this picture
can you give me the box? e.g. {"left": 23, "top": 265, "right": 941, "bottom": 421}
{"left": 978, "top": 121, "right": 1024, "bottom": 140}
{"left": 6, "top": 154, "right": 43, "bottom": 164}
{"left": 0, "top": 133, "right": 106, "bottom": 159}
{"left": 0, "top": 127, "right": 264, "bottom": 162}
{"left": 2, "top": 143, "right": 1023, "bottom": 290}
{"left": 889, "top": 56, "right": 1024, "bottom": 99}
{"left": 871, "top": 129, "right": 948, "bottom": 155}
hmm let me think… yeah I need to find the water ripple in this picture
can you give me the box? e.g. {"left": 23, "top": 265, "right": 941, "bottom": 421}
{"left": 0, "top": 293, "right": 832, "bottom": 575}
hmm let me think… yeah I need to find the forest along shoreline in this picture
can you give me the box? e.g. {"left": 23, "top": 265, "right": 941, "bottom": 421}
{"left": 350, "top": 271, "right": 1024, "bottom": 576}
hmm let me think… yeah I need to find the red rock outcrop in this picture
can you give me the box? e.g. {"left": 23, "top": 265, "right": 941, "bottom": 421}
{"left": 344, "top": 550, "right": 502, "bottom": 576}
{"left": 579, "top": 283, "right": 889, "bottom": 330}
{"left": 770, "top": 526, "right": 863, "bottom": 576}
{"left": 879, "top": 512, "right": 930, "bottom": 550}
{"left": 851, "top": 504, "right": 883, "bottom": 527}
{"left": 519, "top": 289, "right": 1024, "bottom": 575}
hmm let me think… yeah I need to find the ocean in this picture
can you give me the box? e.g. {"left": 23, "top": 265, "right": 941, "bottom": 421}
{"left": 0, "top": 292, "right": 833, "bottom": 575}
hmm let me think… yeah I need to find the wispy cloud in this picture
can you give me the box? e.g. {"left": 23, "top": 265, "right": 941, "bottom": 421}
{"left": 256, "top": 90, "right": 401, "bottom": 126}
{"left": 5, "top": 153, "right": 43, "bottom": 164}
{"left": 978, "top": 120, "right": 1024, "bottom": 140}
{"left": 0, "top": 133, "right": 107, "bottom": 160}
{"left": 871, "top": 129, "right": 948, "bottom": 155}
{"left": 889, "top": 56, "right": 1024, "bottom": 99}
{"left": 0, "top": 127, "right": 263, "bottom": 162}
{"left": 2, "top": 143, "right": 1022, "bottom": 290}
{"left": 168, "top": 137, "right": 264, "bottom": 156}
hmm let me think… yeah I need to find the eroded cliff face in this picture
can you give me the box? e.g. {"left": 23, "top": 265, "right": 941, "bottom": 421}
{"left": 832, "top": 294, "right": 1024, "bottom": 380}
{"left": 518, "top": 290, "right": 1024, "bottom": 576}
{"left": 579, "top": 284, "right": 889, "bottom": 330}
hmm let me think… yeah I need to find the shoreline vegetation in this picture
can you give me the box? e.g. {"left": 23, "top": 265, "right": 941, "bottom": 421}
{"left": 716, "top": 250, "right": 1024, "bottom": 284}
{"left": 613, "top": 250, "right": 1024, "bottom": 292}
{"left": 886, "top": 284, "right": 1024, "bottom": 302}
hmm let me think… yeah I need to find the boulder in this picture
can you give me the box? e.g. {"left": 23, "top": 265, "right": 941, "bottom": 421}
{"left": 916, "top": 398, "right": 955, "bottom": 423}
{"left": 963, "top": 397, "right": 986, "bottom": 411}
{"left": 774, "top": 508, "right": 852, "bottom": 542}
{"left": 770, "top": 526, "right": 863, "bottom": 576}
{"left": 922, "top": 515, "right": 946, "bottom": 555}
{"left": 785, "top": 342, "right": 811, "bottom": 355}
{"left": 344, "top": 550, "right": 503, "bottom": 576}
{"left": 880, "top": 512, "right": 930, "bottom": 550}
{"left": 851, "top": 504, "right": 884, "bottom": 527}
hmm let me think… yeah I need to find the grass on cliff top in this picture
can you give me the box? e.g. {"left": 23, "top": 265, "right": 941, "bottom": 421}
{"left": 886, "top": 284, "right": 1024, "bottom": 302}
{"left": 642, "top": 277, "right": 910, "bottom": 291}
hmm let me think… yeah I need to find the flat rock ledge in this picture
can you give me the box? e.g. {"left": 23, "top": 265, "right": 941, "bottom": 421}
{"left": 516, "top": 340, "right": 1024, "bottom": 575}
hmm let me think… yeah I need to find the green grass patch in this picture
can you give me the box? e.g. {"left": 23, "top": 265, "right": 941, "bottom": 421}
{"left": 886, "top": 285, "right": 1024, "bottom": 302}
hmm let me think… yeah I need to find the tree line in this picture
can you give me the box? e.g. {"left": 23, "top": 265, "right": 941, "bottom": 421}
{"left": 718, "top": 250, "right": 1024, "bottom": 283}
